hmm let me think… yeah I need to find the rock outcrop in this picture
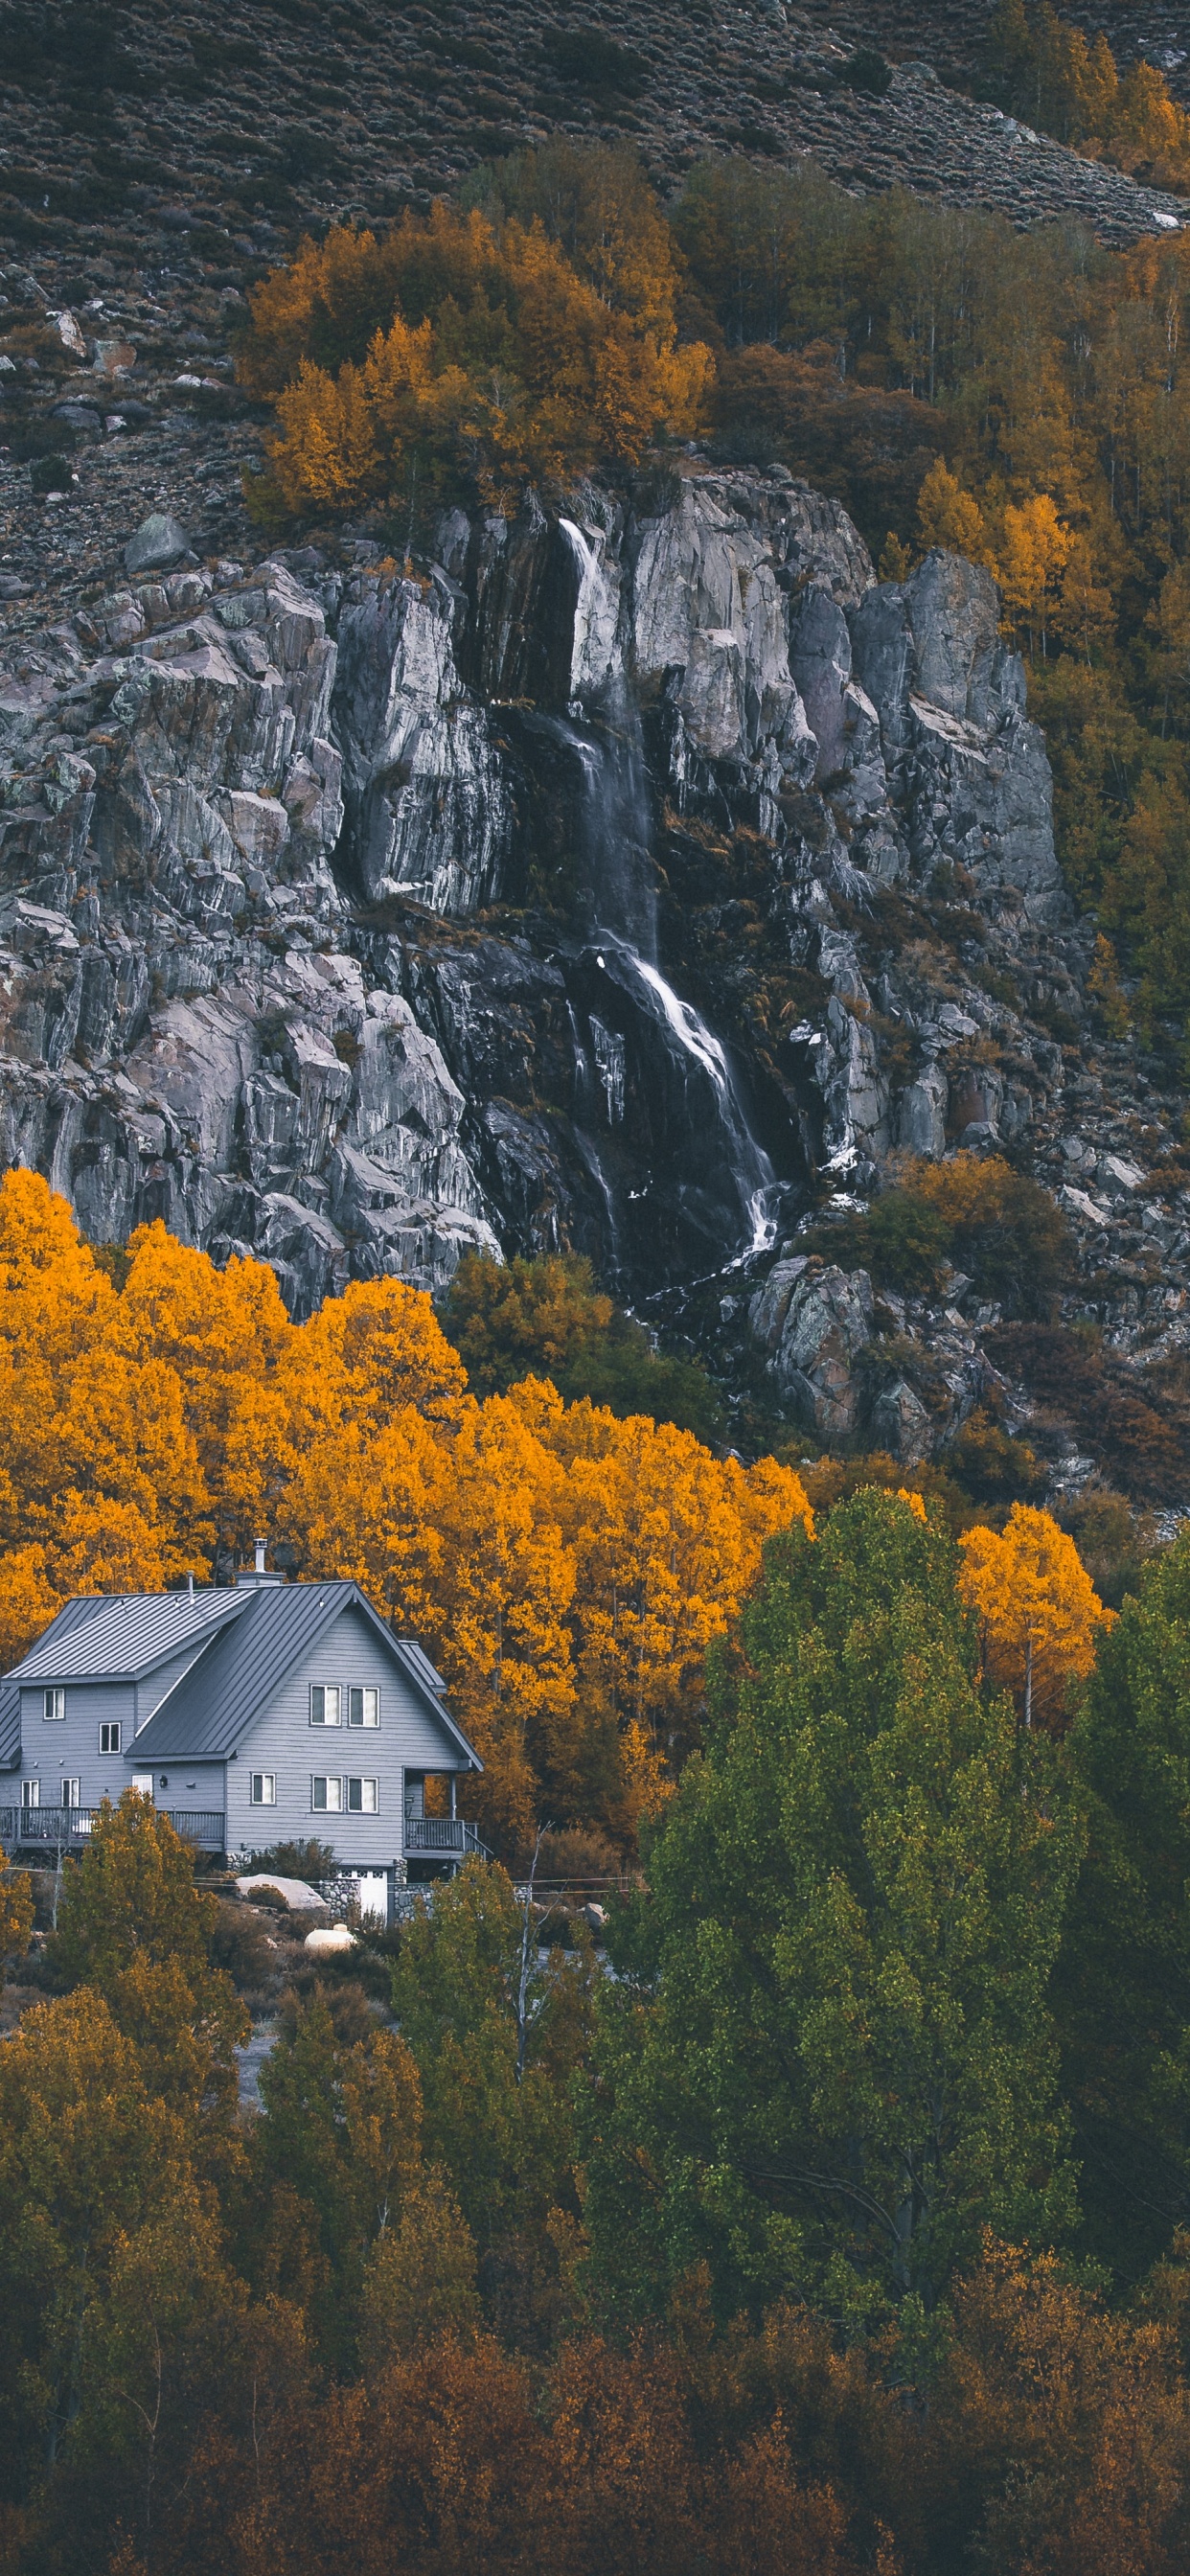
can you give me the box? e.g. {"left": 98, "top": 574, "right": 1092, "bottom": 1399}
{"left": 0, "top": 469, "right": 1066, "bottom": 1317}
{"left": 1, "top": 461, "right": 1188, "bottom": 1512}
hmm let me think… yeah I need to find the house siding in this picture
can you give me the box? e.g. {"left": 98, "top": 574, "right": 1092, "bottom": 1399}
{"left": 222, "top": 1600, "right": 464, "bottom": 1865}
{"left": 18, "top": 1679, "right": 137, "bottom": 1812}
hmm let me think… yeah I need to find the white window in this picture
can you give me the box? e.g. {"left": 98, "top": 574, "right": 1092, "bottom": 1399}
{"left": 131, "top": 1772, "right": 154, "bottom": 1802}
{"left": 311, "top": 1776, "right": 343, "bottom": 1813}
{"left": 310, "top": 1685, "right": 340, "bottom": 1727}
{"left": 99, "top": 1721, "right": 121, "bottom": 1754}
{"left": 346, "top": 1778, "right": 378, "bottom": 1814}
{"left": 61, "top": 1779, "right": 80, "bottom": 1808}
{"left": 43, "top": 1688, "right": 64, "bottom": 1722}
{"left": 348, "top": 1687, "right": 379, "bottom": 1729}
{"left": 22, "top": 1779, "right": 39, "bottom": 1809}
{"left": 251, "top": 1773, "right": 276, "bottom": 1806}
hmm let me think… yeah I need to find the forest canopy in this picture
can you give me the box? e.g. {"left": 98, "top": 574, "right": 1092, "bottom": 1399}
{"left": 0, "top": 1494, "right": 1182, "bottom": 2575}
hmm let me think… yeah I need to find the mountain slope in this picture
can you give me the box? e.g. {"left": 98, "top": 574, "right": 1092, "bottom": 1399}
{"left": 2, "top": 467, "right": 1186, "bottom": 1507}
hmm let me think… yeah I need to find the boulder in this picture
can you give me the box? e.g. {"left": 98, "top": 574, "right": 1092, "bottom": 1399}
{"left": 1097, "top": 1152, "right": 1146, "bottom": 1198}
{"left": 125, "top": 512, "right": 192, "bottom": 575}
{"left": 236, "top": 1873, "right": 325, "bottom": 1912}
{"left": 51, "top": 401, "right": 103, "bottom": 439}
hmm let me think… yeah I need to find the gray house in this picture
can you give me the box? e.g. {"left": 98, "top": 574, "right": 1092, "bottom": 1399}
{"left": 0, "top": 1552, "right": 484, "bottom": 1904}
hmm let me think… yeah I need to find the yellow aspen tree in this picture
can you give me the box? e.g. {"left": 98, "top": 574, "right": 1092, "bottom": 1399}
{"left": 916, "top": 458, "right": 996, "bottom": 570}
{"left": 997, "top": 494, "right": 1075, "bottom": 656}
{"left": 957, "top": 1503, "right": 1113, "bottom": 1729}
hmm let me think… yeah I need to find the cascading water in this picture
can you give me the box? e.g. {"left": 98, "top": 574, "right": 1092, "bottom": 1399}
{"left": 558, "top": 518, "right": 778, "bottom": 1271}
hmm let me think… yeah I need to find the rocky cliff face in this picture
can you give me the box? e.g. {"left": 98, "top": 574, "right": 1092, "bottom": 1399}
{"left": 1, "top": 465, "right": 1187, "bottom": 1489}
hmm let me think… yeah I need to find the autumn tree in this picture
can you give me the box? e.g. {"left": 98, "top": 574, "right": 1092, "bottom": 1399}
{"left": 52, "top": 1792, "right": 248, "bottom": 2140}
{"left": 444, "top": 1250, "right": 724, "bottom": 1442}
{"left": 0, "top": 1845, "right": 33, "bottom": 1989}
{"left": 957, "top": 1502, "right": 1112, "bottom": 1729}
{"left": 584, "top": 1491, "right": 1082, "bottom": 2322}
{"left": 0, "top": 1989, "right": 195, "bottom": 2477}
{"left": 245, "top": 1988, "right": 457, "bottom": 2367}
{"left": 0, "top": 1180, "right": 847, "bottom": 1851}
{"left": 240, "top": 194, "right": 711, "bottom": 523}
{"left": 916, "top": 458, "right": 995, "bottom": 568}
{"left": 924, "top": 2236, "right": 1190, "bottom": 2571}
{"left": 997, "top": 492, "right": 1075, "bottom": 656}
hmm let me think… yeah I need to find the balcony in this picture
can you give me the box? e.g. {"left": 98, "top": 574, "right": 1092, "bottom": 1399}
{"left": 403, "top": 1815, "right": 488, "bottom": 1861}
{"left": 0, "top": 1806, "right": 225, "bottom": 1852}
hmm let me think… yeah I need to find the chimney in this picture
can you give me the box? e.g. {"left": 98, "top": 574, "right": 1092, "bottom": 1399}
{"left": 236, "top": 1533, "right": 286, "bottom": 1591}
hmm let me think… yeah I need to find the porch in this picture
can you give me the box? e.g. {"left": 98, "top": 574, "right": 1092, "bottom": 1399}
{"left": 402, "top": 1772, "right": 488, "bottom": 1875}
{"left": 0, "top": 1806, "right": 226, "bottom": 1852}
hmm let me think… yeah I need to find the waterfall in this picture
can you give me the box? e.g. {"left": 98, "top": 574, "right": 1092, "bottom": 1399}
{"left": 558, "top": 518, "right": 778, "bottom": 1266}
{"left": 630, "top": 957, "right": 776, "bottom": 1255}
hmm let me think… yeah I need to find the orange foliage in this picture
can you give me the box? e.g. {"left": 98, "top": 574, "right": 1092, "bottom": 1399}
{"left": 957, "top": 1501, "right": 1113, "bottom": 1729}
{"left": 240, "top": 202, "right": 712, "bottom": 518}
{"left": 0, "top": 1176, "right": 812, "bottom": 1850}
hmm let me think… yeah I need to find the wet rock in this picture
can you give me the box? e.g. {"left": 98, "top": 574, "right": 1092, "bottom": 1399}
{"left": 2, "top": 453, "right": 1183, "bottom": 1430}
{"left": 334, "top": 573, "right": 509, "bottom": 909}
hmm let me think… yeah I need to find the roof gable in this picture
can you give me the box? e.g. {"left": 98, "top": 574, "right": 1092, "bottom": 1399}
{"left": 7, "top": 1588, "right": 250, "bottom": 1685}
{"left": 132, "top": 1581, "right": 481, "bottom": 1769}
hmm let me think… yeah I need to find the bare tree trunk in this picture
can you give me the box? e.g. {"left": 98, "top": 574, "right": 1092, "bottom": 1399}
{"left": 515, "top": 1823, "right": 549, "bottom": 2084}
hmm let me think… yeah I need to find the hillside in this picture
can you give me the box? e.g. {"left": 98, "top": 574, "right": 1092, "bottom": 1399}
{"left": 1, "top": 3, "right": 1189, "bottom": 1533}
{"left": 2, "top": 0, "right": 1188, "bottom": 613}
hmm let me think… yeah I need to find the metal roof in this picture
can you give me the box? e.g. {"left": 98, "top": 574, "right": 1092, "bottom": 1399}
{"left": 0, "top": 1678, "right": 19, "bottom": 1772}
{"left": 396, "top": 1637, "right": 446, "bottom": 1694}
{"left": 132, "top": 1580, "right": 481, "bottom": 1769}
{"left": 7, "top": 1588, "right": 249, "bottom": 1684}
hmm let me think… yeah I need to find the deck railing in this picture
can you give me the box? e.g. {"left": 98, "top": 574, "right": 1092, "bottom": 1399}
{"left": 403, "top": 1816, "right": 489, "bottom": 1859}
{"left": 0, "top": 1806, "right": 224, "bottom": 1851}
{"left": 0, "top": 1806, "right": 98, "bottom": 1848}
{"left": 162, "top": 1810, "right": 225, "bottom": 1848}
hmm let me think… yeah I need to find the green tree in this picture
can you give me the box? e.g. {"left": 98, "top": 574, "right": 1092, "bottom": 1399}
{"left": 247, "top": 1989, "right": 427, "bottom": 2364}
{"left": 1056, "top": 1530, "right": 1190, "bottom": 2284}
{"left": 584, "top": 1491, "right": 1082, "bottom": 2325}
{"left": 444, "top": 1251, "right": 724, "bottom": 1442}
{"left": 51, "top": 1792, "right": 247, "bottom": 2140}
{"left": 390, "top": 1859, "right": 594, "bottom": 2333}
{"left": 357, "top": 2168, "right": 481, "bottom": 2362}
